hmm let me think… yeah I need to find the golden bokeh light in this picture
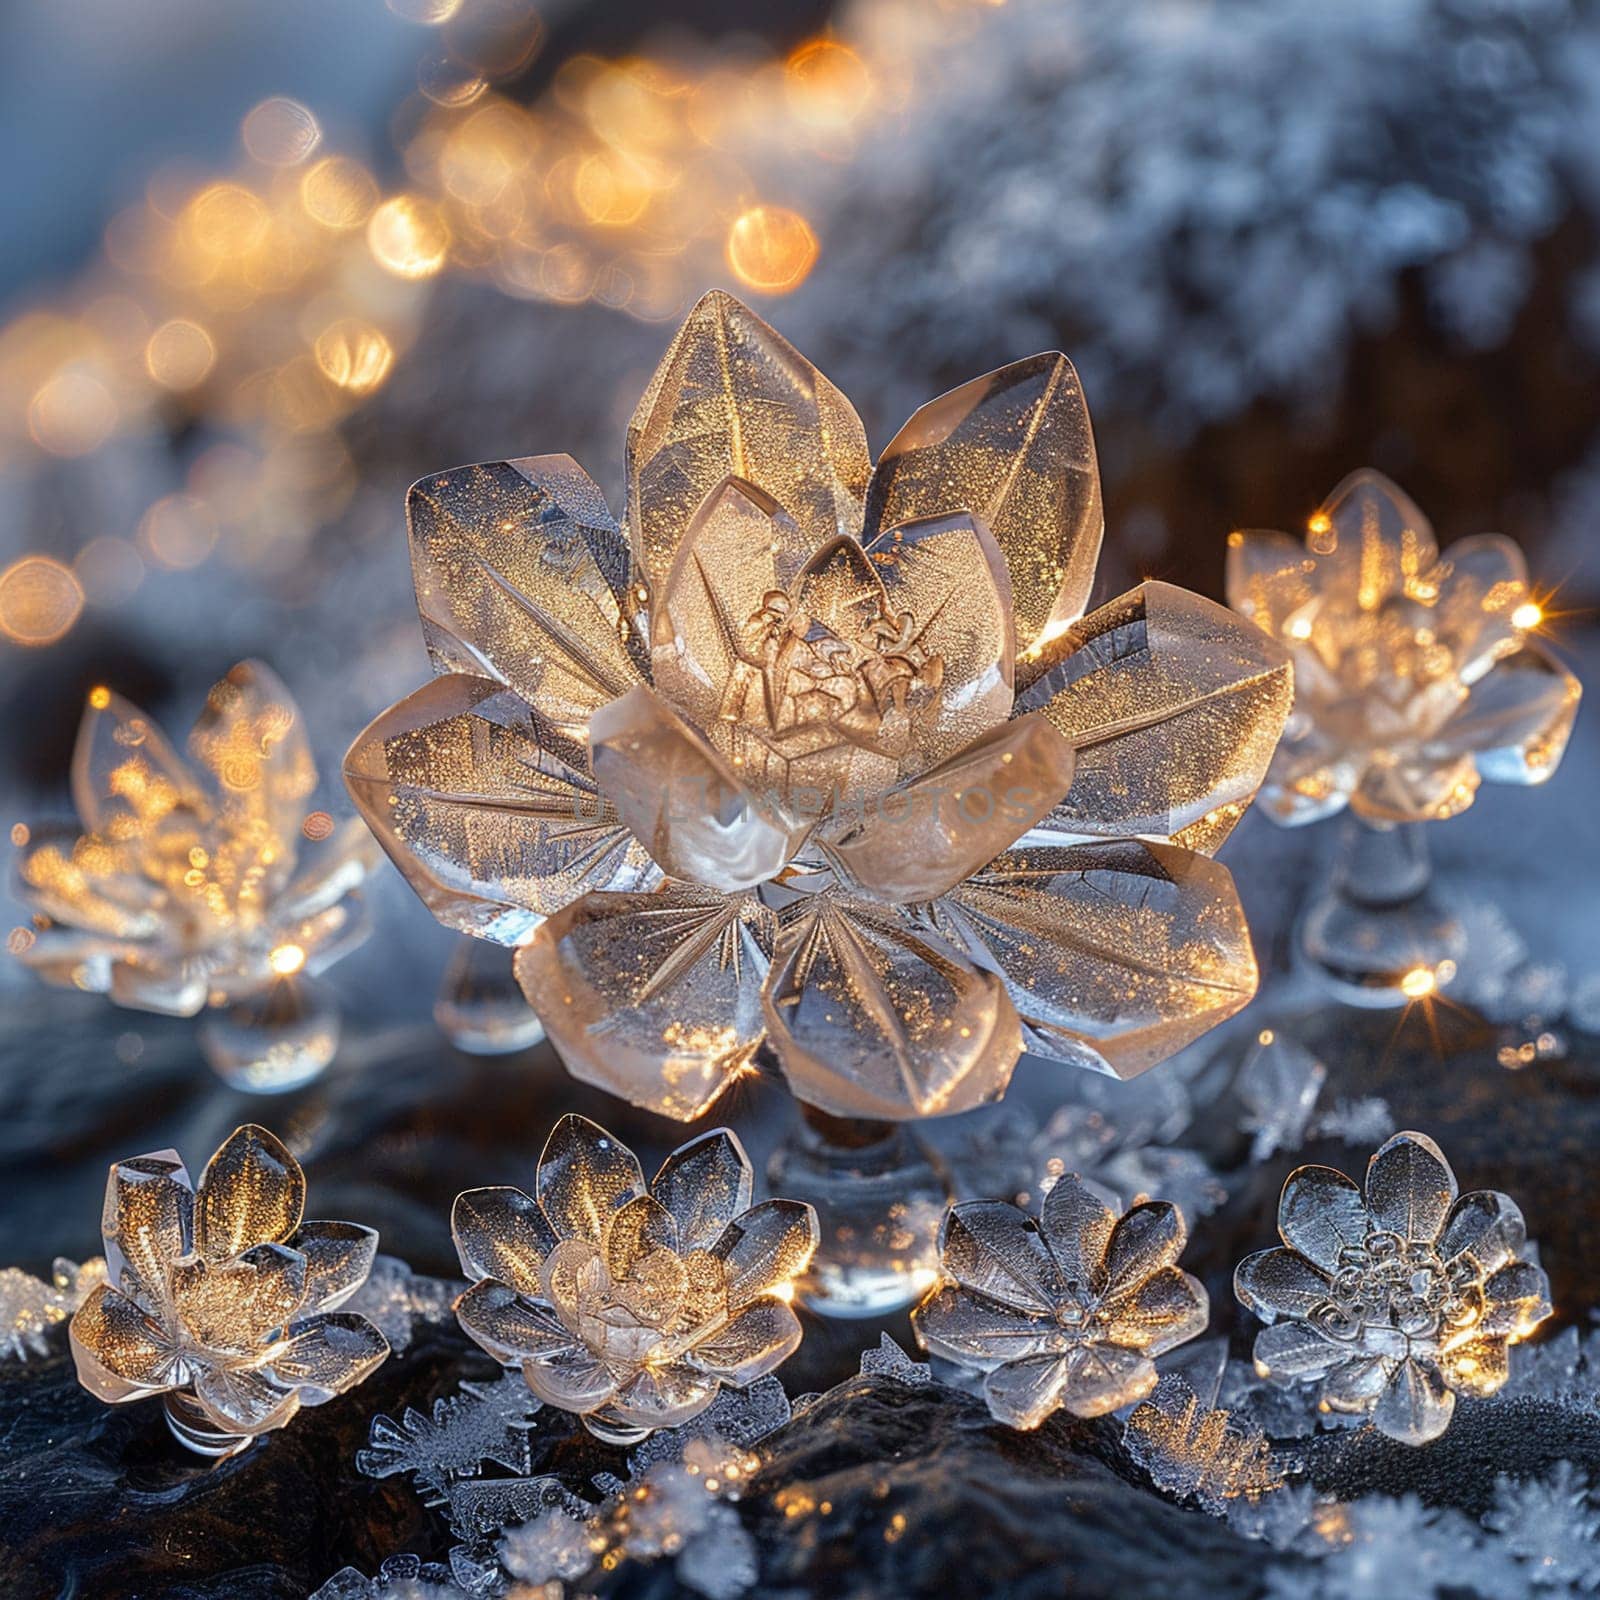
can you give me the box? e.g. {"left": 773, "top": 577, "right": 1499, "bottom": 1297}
{"left": 0, "top": 556, "right": 85, "bottom": 646}
{"left": 1513, "top": 601, "right": 1543, "bottom": 630}
{"left": 75, "top": 537, "right": 145, "bottom": 607}
{"left": 145, "top": 318, "right": 216, "bottom": 390}
{"left": 444, "top": 0, "right": 544, "bottom": 81}
{"left": 313, "top": 319, "right": 395, "bottom": 394}
{"left": 27, "top": 369, "right": 118, "bottom": 455}
{"left": 269, "top": 942, "right": 308, "bottom": 976}
{"left": 302, "top": 810, "right": 335, "bottom": 841}
{"left": 572, "top": 150, "right": 658, "bottom": 226}
{"left": 725, "top": 205, "right": 819, "bottom": 294}
{"left": 241, "top": 97, "right": 322, "bottom": 167}
{"left": 300, "top": 156, "right": 381, "bottom": 231}
{"left": 784, "top": 38, "right": 874, "bottom": 128}
{"left": 138, "top": 494, "right": 219, "bottom": 570}
{"left": 367, "top": 194, "right": 451, "bottom": 277}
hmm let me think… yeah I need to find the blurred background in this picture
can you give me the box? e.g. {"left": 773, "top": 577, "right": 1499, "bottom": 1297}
{"left": 1, "top": 0, "right": 1596, "bottom": 1026}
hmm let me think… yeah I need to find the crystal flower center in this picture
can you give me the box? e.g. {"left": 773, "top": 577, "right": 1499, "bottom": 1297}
{"left": 1314, "top": 1230, "right": 1484, "bottom": 1343}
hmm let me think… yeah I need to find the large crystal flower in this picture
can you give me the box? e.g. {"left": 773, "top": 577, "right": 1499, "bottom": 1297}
{"left": 1227, "top": 471, "right": 1581, "bottom": 826}
{"left": 346, "top": 290, "right": 1291, "bottom": 1119}
{"left": 452, "top": 1115, "right": 816, "bottom": 1443}
{"left": 1236, "top": 1130, "right": 1551, "bottom": 1445}
{"left": 910, "top": 1178, "right": 1209, "bottom": 1429}
{"left": 69, "top": 1124, "right": 389, "bottom": 1454}
{"left": 13, "top": 661, "right": 378, "bottom": 1016}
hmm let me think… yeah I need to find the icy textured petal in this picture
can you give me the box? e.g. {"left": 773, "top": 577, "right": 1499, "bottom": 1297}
{"left": 516, "top": 884, "right": 774, "bottom": 1121}
{"left": 938, "top": 1201, "right": 1063, "bottom": 1314}
{"left": 1350, "top": 752, "right": 1480, "bottom": 826}
{"left": 522, "top": 1347, "right": 617, "bottom": 1413}
{"left": 107, "top": 954, "right": 211, "bottom": 1017}
{"left": 711, "top": 1199, "right": 818, "bottom": 1306}
{"left": 452, "top": 1187, "right": 557, "bottom": 1296}
{"left": 1225, "top": 529, "right": 1317, "bottom": 640}
{"left": 268, "top": 1312, "right": 388, "bottom": 1399}
{"left": 687, "top": 1297, "right": 803, "bottom": 1384}
{"left": 193, "top": 1366, "right": 301, "bottom": 1435}
{"left": 1038, "top": 1174, "right": 1117, "bottom": 1294}
{"left": 589, "top": 685, "right": 808, "bottom": 891}
{"left": 864, "top": 352, "right": 1102, "bottom": 682}
{"left": 1371, "top": 1356, "right": 1455, "bottom": 1445}
{"left": 69, "top": 1284, "right": 178, "bottom": 1400}
{"left": 859, "top": 510, "right": 1016, "bottom": 769}
{"left": 1234, "top": 1248, "right": 1332, "bottom": 1323}
{"left": 982, "top": 1352, "right": 1072, "bottom": 1430}
{"left": 408, "top": 456, "right": 642, "bottom": 737}
{"left": 102, "top": 1150, "right": 193, "bottom": 1304}
{"left": 1252, "top": 1320, "right": 1345, "bottom": 1384}
{"left": 1364, "top": 1131, "right": 1457, "bottom": 1245}
{"left": 911, "top": 1285, "right": 1052, "bottom": 1369}
{"left": 605, "top": 1195, "right": 680, "bottom": 1281}
{"left": 610, "top": 1363, "right": 719, "bottom": 1430}
{"left": 1319, "top": 1355, "right": 1392, "bottom": 1413}
{"left": 537, "top": 1115, "right": 647, "bottom": 1247}
{"left": 294, "top": 1221, "right": 379, "bottom": 1313}
{"left": 1438, "top": 1191, "right": 1526, "bottom": 1277}
{"left": 455, "top": 1279, "right": 583, "bottom": 1366}
{"left": 1104, "top": 1203, "right": 1186, "bottom": 1295}
{"left": 1429, "top": 534, "right": 1529, "bottom": 683}
{"left": 1312, "top": 470, "right": 1438, "bottom": 610}
{"left": 72, "top": 688, "right": 208, "bottom": 846}
{"left": 650, "top": 1131, "right": 754, "bottom": 1254}
{"left": 1438, "top": 1334, "right": 1511, "bottom": 1399}
{"left": 1020, "top": 583, "right": 1292, "bottom": 851}
{"left": 1425, "top": 642, "right": 1581, "bottom": 785}
{"left": 173, "top": 1243, "right": 307, "bottom": 1351}
{"left": 762, "top": 891, "right": 1021, "bottom": 1120}
{"left": 936, "top": 841, "right": 1257, "bottom": 1080}
{"left": 1277, "top": 1165, "right": 1369, "bottom": 1275}
{"left": 195, "top": 1124, "right": 305, "bottom": 1261}
{"left": 627, "top": 289, "right": 869, "bottom": 586}
{"left": 344, "top": 673, "right": 655, "bottom": 945}
{"left": 1102, "top": 1267, "right": 1208, "bottom": 1354}
{"left": 11, "top": 824, "right": 163, "bottom": 940}
{"left": 1058, "top": 1343, "right": 1156, "bottom": 1418}
{"left": 1482, "top": 1261, "right": 1552, "bottom": 1339}
{"left": 822, "top": 715, "right": 1074, "bottom": 904}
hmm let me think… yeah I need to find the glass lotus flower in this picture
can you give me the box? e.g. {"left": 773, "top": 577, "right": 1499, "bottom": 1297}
{"left": 69, "top": 1124, "right": 389, "bottom": 1456}
{"left": 1235, "top": 1130, "right": 1551, "bottom": 1446}
{"left": 346, "top": 290, "right": 1291, "bottom": 1121}
{"left": 1227, "top": 470, "right": 1581, "bottom": 826}
{"left": 910, "top": 1178, "right": 1210, "bottom": 1429}
{"left": 451, "top": 1114, "right": 817, "bottom": 1444}
{"left": 12, "top": 661, "right": 378, "bottom": 1016}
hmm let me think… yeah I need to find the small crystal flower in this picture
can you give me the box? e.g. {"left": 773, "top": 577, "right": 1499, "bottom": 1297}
{"left": 1236, "top": 1130, "right": 1551, "bottom": 1445}
{"left": 347, "top": 290, "right": 1291, "bottom": 1120}
{"left": 12, "top": 661, "right": 378, "bottom": 1015}
{"left": 452, "top": 1115, "right": 818, "bottom": 1443}
{"left": 1228, "top": 470, "right": 1581, "bottom": 826}
{"left": 70, "top": 1124, "right": 390, "bottom": 1456}
{"left": 910, "top": 1177, "right": 1210, "bottom": 1429}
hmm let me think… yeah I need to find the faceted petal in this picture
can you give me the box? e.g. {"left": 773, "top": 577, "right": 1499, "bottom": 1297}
{"left": 687, "top": 1297, "right": 803, "bottom": 1384}
{"left": 1038, "top": 1175, "right": 1117, "bottom": 1295}
{"left": 627, "top": 290, "right": 870, "bottom": 588}
{"left": 11, "top": 824, "right": 163, "bottom": 940}
{"left": 762, "top": 891, "right": 1022, "bottom": 1120}
{"left": 536, "top": 1116, "right": 646, "bottom": 1247}
{"left": 1424, "top": 642, "right": 1580, "bottom": 786}
{"left": 649, "top": 476, "right": 820, "bottom": 731}
{"left": 1438, "top": 1334, "right": 1511, "bottom": 1399}
{"left": 937, "top": 1201, "right": 1063, "bottom": 1314}
{"left": 1103, "top": 1203, "right": 1186, "bottom": 1295}
{"left": 1438, "top": 1191, "right": 1526, "bottom": 1277}
{"left": 911, "top": 1285, "right": 1052, "bottom": 1370}
{"left": 186, "top": 661, "right": 316, "bottom": 895}
{"left": 102, "top": 1150, "right": 194, "bottom": 1304}
{"left": 408, "top": 456, "right": 642, "bottom": 740}
{"left": 676, "top": 1250, "right": 730, "bottom": 1337}
{"left": 1019, "top": 583, "right": 1292, "bottom": 851}
{"left": 1252, "top": 1320, "right": 1346, "bottom": 1384}
{"left": 344, "top": 673, "right": 655, "bottom": 946}
{"left": 1371, "top": 1356, "right": 1455, "bottom": 1446}
{"left": 1364, "top": 1132, "right": 1457, "bottom": 1245}
{"left": 1482, "top": 1261, "right": 1552, "bottom": 1339}
{"left": 1225, "top": 529, "right": 1316, "bottom": 640}
{"left": 1310, "top": 470, "right": 1438, "bottom": 611}
{"left": 195, "top": 1124, "right": 305, "bottom": 1261}
{"left": 858, "top": 510, "right": 1016, "bottom": 770}
{"left": 268, "top": 1312, "right": 389, "bottom": 1400}
{"left": 864, "top": 352, "right": 1102, "bottom": 683}
{"left": 1277, "top": 1165, "right": 1369, "bottom": 1275}
{"left": 936, "top": 841, "right": 1257, "bottom": 1081}
{"left": 1350, "top": 753, "right": 1480, "bottom": 826}
{"left": 272, "top": 818, "right": 381, "bottom": 924}
{"left": 588, "top": 685, "right": 808, "bottom": 891}
{"left": 1258, "top": 727, "right": 1361, "bottom": 828}
{"left": 609, "top": 1363, "right": 720, "bottom": 1430}
{"left": 1101, "top": 1267, "right": 1209, "bottom": 1355}
{"left": 173, "top": 1242, "right": 308, "bottom": 1350}
{"left": 294, "top": 1221, "right": 379, "bottom": 1312}
{"left": 539, "top": 1238, "right": 608, "bottom": 1323}
{"left": 822, "top": 715, "right": 1074, "bottom": 904}
{"left": 106, "top": 953, "right": 211, "bottom": 1018}
{"left": 650, "top": 1131, "right": 754, "bottom": 1254}
{"left": 1234, "top": 1248, "right": 1332, "bottom": 1324}
{"left": 982, "top": 1352, "right": 1072, "bottom": 1430}
{"left": 516, "top": 884, "right": 774, "bottom": 1121}
{"left": 710, "top": 1199, "right": 818, "bottom": 1306}
{"left": 522, "top": 1347, "right": 618, "bottom": 1413}
{"left": 452, "top": 1187, "right": 557, "bottom": 1296}
{"left": 605, "top": 1195, "right": 680, "bottom": 1282}
{"left": 455, "top": 1279, "right": 583, "bottom": 1366}
{"left": 1429, "top": 534, "right": 1529, "bottom": 684}
{"left": 69, "top": 1284, "right": 179, "bottom": 1401}
{"left": 193, "top": 1365, "right": 301, "bottom": 1435}
{"left": 1057, "top": 1343, "right": 1157, "bottom": 1419}
{"left": 71, "top": 687, "right": 209, "bottom": 846}
{"left": 1319, "top": 1355, "right": 1393, "bottom": 1413}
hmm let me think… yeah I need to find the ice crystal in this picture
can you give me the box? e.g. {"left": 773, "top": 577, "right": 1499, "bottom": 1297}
{"left": 859, "top": 1333, "right": 932, "bottom": 1387}
{"left": 311, "top": 1554, "right": 467, "bottom": 1599}
{"left": 343, "top": 1255, "right": 458, "bottom": 1355}
{"left": 1237, "top": 1029, "right": 1327, "bottom": 1162}
{"left": 1485, "top": 1464, "right": 1600, "bottom": 1592}
{"left": 1123, "top": 1373, "right": 1282, "bottom": 1515}
{"left": 0, "top": 1257, "right": 105, "bottom": 1361}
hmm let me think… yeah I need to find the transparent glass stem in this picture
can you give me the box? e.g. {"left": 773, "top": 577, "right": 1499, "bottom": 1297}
{"left": 1331, "top": 818, "right": 1431, "bottom": 908}
{"left": 163, "top": 1391, "right": 254, "bottom": 1459}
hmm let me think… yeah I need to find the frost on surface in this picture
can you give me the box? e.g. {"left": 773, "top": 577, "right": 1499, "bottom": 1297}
{"left": 1123, "top": 1372, "right": 1282, "bottom": 1515}
{"left": 0, "top": 1257, "right": 105, "bottom": 1362}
